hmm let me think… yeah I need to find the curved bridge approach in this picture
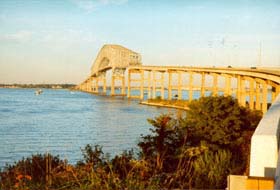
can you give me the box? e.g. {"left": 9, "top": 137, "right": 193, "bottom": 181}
{"left": 78, "top": 44, "right": 280, "bottom": 114}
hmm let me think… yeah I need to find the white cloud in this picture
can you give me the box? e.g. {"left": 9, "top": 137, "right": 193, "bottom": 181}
{"left": 71, "top": 0, "right": 128, "bottom": 12}
{"left": 1, "top": 30, "right": 33, "bottom": 43}
{"left": 40, "top": 29, "right": 96, "bottom": 44}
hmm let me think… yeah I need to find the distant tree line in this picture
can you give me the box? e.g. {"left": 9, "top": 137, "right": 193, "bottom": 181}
{"left": 0, "top": 83, "right": 76, "bottom": 89}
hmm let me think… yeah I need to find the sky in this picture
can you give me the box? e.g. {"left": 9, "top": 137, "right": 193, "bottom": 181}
{"left": 0, "top": 0, "right": 280, "bottom": 84}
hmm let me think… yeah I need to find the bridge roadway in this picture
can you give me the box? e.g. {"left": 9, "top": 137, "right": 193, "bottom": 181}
{"left": 79, "top": 64, "right": 280, "bottom": 114}
{"left": 77, "top": 45, "right": 280, "bottom": 114}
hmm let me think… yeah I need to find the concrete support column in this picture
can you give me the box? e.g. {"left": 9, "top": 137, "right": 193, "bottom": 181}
{"left": 93, "top": 78, "right": 97, "bottom": 93}
{"left": 88, "top": 80, "right": 92, "bottom": 92}
{"left": 224, "top": 75, "right": 232, "bottom": 96}
{"left": 189, "top": 71, "right": 193, "bottom": 101}
{"left": 103, "top": 76, "right": 106, "bottom": 93}
{"left": 93, "top": 78, "right": 96, "bottom": 93}
{"left": 111, "top": 75, "right": 115, "bottom": 95}
{"left": 152, "top": 71, "right": 156, "bottom": 99}
{"left": 237, "top": 75, "right": 241, "bottom": 103}
{"left": 168, "top": 71, "right": 172, "bottom": 100}
{"left": 140, "top": 70, "right": 144, "bottom": 100}
{"left": 201, "top": 72, "right": 205, "bottom": 97}
{"left": 127, "top": 69, "right": 131, "bottom": 98}
{"left": 249, "top": 79, "right": 255, "bottom": 109}
{"left": 178, "top": 71, "right": 182, "bottom": 100}
{"left": 148, "top": 71, "right": 152, "bottom": 99}
{"left": 161, "top": 72, "right": 165, "bottom": 100}
{"left": 96, "top": 78, "right": 99, "bottom": 93}
{"left": 85, "top": 81, "right": 88, "bottom": 91}
{"left": 255, "top": 82, "right": 261, "bottom": 110}
{"left": 121, "top": 75, "right": 125, "bottom": 95}
{"left": 262, "top": 82, "right": 268, "bottom": 113}
{"left": 212, "top": 73, "right": 218, "bottom": 96}
{"left": 240, "top": 77, "right": 246, "bottom": 107}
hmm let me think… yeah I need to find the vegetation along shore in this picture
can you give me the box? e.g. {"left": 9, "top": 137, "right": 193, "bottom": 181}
{"left": 0, "top": 96, "right": 262, "bottom": 190}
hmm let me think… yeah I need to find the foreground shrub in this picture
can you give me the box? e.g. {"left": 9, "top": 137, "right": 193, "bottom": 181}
{"left": 192, "top": 149, "right": 234, "bottom": 188}
{"left": 0, "top": 154, "right": 65, "bottom": 189}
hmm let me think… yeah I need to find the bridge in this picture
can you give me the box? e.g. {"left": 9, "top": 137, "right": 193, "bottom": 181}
{"left": 77, "top": 44, "right": 280, "bottom": 189}
{"left": 77, "top": 44, "right": 280, "bottom": 114}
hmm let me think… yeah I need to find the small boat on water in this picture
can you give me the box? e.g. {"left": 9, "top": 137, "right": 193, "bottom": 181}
{"left": 35, "top": 89, "right": 43, "bottom": 95}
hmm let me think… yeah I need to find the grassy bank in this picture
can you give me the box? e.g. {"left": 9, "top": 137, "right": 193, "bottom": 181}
{"left": 140, "top": 99, "right": 189, "bottom": 110}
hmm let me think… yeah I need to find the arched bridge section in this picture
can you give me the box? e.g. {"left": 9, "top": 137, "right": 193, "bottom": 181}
{"left": 77, "top": 44, "right": 280, "bottom": 114}
{"left": 83, "top": 44, "right": 142, "bottom": 95}
{"left": 91, "top": 44, "right": 142, "bottom": 76}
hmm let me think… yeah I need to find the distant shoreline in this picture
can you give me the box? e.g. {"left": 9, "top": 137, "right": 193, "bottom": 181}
{"left": 0, "top": 84, "right": 76, "bottom": 89}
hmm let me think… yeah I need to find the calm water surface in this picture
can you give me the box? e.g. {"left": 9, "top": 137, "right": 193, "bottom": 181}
{"left": 0, "top": 88, "right": 175, "bottom": 168}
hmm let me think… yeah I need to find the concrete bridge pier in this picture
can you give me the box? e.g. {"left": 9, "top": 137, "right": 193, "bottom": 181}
{"left": 97, "top": 72, "right": 106, "bottom": 94}
{"left": 92, "top": 77, "right": 98, "bottom": 93}
{"left": 222, "top": 74, "right": 232, "bottom": 96}
{"left": 188, "top": 71, "right": 194, "bottom": 101}
{"left": 201, "top": 72, "right": 206, "bottom": 97}
{"left": 147, "top": 71, "right": 152, "bottom": 99}
{"left": 211, "top": 73, "right": 218, "bottom": 96}
{"left": 127, "top": 68, "right": 143, "bottom": 99}
{"left": 152, "top": 70, "right": 165, "bottom": 100}
{"left": 86, "top": 79, "right": 91, "bottom": 92}
{"left": 111, "top": 68, "right": 126, "bottom": 96}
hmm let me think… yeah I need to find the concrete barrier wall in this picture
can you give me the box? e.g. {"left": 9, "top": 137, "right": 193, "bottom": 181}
{"left": 275, "top": 150, "right": 280, "bottom": 189}
{"left": 250, "top": 94, "right": 280, "bottom": 179}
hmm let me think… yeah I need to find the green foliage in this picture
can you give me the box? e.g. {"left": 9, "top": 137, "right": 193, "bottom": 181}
{"left": 192, "top": 149, "right": 235, "bottom": 188}
{"left": 78, "top": 144, "right": 105, "bottom": 168}
{"left": 183, "top": 96, "right": 262, "bottom": 177}
{"left": 138, "top": 115, "right": 186, "bottom": 175}
{"left": 111, "top": 150, "right": 134, "bottom": 180}
{"left": 185, "top": 96, "right": 261, "bottom": 149}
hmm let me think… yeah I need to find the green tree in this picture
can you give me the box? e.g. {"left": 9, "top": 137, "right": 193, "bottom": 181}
{"left": 184, "top": 96, "right": 261, "bottom": 148}
{"left": 182, "top": 96, "right": 262, "bottom": 184}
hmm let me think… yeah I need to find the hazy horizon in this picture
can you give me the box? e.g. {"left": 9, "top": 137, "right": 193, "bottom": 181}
{"left": 1, "top": 0, "right": 280, "bottom": 84}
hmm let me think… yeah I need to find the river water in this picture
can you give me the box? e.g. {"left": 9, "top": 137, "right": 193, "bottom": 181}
{"left": 0, "top": 88, "right": 176, "bottom": 168}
